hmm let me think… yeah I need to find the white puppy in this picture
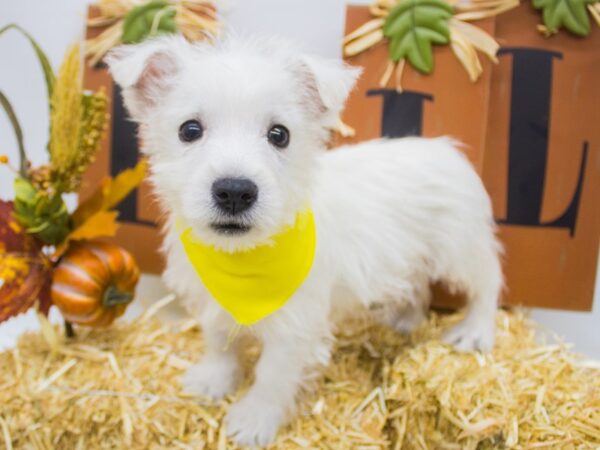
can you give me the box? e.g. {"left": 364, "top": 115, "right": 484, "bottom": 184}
{"left": 108, "top": 35, "right": 502, "bottom": 447}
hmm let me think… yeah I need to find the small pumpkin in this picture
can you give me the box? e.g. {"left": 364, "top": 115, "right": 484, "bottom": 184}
{"left": 51, "top": 240, "right": 140, "bottom": 326}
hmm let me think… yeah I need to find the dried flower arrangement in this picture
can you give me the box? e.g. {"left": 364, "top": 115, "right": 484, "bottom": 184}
{"left": 0, "top": 0, "right": 222, "bottom": 331}
{"left": 0, "top": 305, "right": 598, "bottom": 449}
{"left": 343, "top": 0, "right": 600, "bottom": 91}
{"left": 0, "top": 25, "right": 145, "bottom": 333}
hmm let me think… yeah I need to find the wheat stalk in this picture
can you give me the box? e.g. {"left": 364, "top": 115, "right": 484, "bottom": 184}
{"left": 49, "top": 44, "right": 83, "bottom": 176}
{"left": 47, "top": 44, "right": 109, "bottom": 193}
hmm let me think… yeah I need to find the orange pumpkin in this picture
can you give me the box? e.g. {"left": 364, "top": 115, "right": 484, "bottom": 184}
{"left": 51, "top": 240, "right": 140, "bottom": 326}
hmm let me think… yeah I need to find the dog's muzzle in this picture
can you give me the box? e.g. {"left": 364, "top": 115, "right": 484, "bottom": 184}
{"left": 210, "top": 178, "right": 257, "bottom": 234}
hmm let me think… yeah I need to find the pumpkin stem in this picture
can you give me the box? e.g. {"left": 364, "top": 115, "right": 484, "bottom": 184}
{"left": 103, "top": 285, "right": 134, "bottom": 308}
{"left": 64, "top": 320, "right": 75, "bottom": 338}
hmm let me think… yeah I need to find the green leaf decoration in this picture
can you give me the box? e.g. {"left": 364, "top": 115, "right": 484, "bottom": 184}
{"left": 533, "top": 0, "right": 596, "bottom": 36}
{"left": 13, "top": 178, "right": 37, "bottom": 205}
{"left": 13, "top": 178, "right": 71, "bottom": 246}
{"left": 122, "top": 0, "right": 177, "bottom": 44}
{"left": 0, "top": 90, "right": 28, "bottom": 178}
{"left": 0, "top": 24, "right": 55, "bottom": 102}
{"left": 383, "top": 0, "right": 454, "bottom": 74}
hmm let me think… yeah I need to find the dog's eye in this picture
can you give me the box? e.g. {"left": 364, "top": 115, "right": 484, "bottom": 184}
{"left": 267, "top": 125, "right": 290, "bottom": 149}
{"left": 179, "top": 120, "right": 204, "bottom": 143}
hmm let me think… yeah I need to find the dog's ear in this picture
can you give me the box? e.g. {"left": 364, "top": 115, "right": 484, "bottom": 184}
{"left": 298, "top": 56, "right": 362, "bottom": 125}
{"left": 105, "top": 36, "right": 184, "bottom": 119}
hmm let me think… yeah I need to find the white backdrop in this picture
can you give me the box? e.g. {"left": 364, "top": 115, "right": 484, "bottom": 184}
{"left": 0, "top": 0, "right": 598, "bottom": 357}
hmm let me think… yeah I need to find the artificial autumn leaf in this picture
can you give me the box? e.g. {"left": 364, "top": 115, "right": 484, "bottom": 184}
{"left": 0, "top": 200, "right": 52, "bottom": 323}
{"left": 55, "top": 210, "right": 119, "bottom": 257}
{"left": 37, "top": 272, "right": 52, "bottom": 316}
{"left": 70, "top": 179, "right": 109, "bottom": 228}
{"left": 103, "top": 158, "right": 148, "bottom": 212}
{"left": 121, "top": 0, "right": 177, "bottom": 44}
{"left": 72, "top": 158, "right": 148, "bottom": 227}
{"left": 533, "top": 0, "right": 596, "bottom": 35}
{"left": 383, "top": 0, "right": 454, "bottom": 73}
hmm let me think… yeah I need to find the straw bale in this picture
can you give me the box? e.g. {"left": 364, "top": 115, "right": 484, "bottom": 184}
{"left": 0, "top": 307, "right": 598, "bottom": 449}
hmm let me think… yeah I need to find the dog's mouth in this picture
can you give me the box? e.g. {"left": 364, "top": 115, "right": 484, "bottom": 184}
{"left": 210, "top": 222, "right": 252, "bottom": 235}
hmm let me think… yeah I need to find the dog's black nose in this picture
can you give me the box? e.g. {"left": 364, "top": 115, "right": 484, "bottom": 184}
{"left": 211, "top": 178, "right": 258, "bottom": 215}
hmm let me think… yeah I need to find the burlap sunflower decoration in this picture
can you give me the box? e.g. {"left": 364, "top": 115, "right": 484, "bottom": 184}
{"left": 85, "top": 0, "right": 220, "bottom": 66}
{"left": 344, "top": 0, "right": 600, "bottom": 89}
{"left": 534, "top": 0, "right": 600, "bottom": 36}
{"left": 343, "top": 0, "right": 519, "bottom": 91}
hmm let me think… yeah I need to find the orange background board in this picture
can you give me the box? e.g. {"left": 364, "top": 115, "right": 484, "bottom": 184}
{"left": 81, "top": 3, "right": 600, "bottom": 311}
{"left": 482, "top": 3, "right": 600, "bottom": 311}
{"left": 340, "top": 4, "right": 600, "bottom": 311}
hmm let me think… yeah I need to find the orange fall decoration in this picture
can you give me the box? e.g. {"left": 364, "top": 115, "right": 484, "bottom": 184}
{"left": 51, "top": 240, "right": 140, "bottom": 326}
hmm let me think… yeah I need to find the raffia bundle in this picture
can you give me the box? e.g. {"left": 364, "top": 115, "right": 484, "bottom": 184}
{"left": 590, "top": 3, "right": 600, "bottom": 26}
{"left": 0, "top": 299, "right": 598, "bottom": 449}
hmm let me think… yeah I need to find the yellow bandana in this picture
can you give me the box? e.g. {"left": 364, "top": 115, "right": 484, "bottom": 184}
{"left": 180, "top": 211, "right": 316, "bottom": 325}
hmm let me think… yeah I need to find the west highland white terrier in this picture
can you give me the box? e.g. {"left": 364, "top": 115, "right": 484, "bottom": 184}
{"left": 107, "top": 35, "right": 502, "bottom": 447}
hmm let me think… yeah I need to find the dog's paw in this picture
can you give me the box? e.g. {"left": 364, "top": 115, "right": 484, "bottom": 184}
{"left": 393, "top": 313, "right": 424, "bottom": 334}
{"left": 393, "top": 306, "right": 427, "bottom": 334}
{"left": 226, "top": 394, "right": 285, "bottom": 447}
{"left": 374, "top": 303, "right": 426, "bottom": 335}
{"left": 180, "top": 354, "right": 240, "bottom": 400}
{"left": 443, "top": 318, "right": 495, "bottom": 352}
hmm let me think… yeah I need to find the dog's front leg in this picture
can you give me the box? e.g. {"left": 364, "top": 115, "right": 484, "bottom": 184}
{"left": 181, "top": 304, "right": 241, "bottom": 400}
{"left": 226, "top": 318, "right": 332, "bottom": 447}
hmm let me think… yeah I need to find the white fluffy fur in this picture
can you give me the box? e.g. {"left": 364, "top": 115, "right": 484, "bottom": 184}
{"left": 107, "top": 35, "right": 502, "bottom": 447}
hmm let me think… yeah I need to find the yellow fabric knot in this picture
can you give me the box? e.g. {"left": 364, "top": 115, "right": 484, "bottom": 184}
{"left": 180, "top": 210, "right": 317, "bottom": 325}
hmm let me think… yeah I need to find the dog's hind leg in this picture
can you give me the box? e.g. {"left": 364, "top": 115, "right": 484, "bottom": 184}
{"left": 442, "top": 242, "right": 502, "bottom": 352}
{"left": 373, "top": 274, "right": 430, "bottom": 334}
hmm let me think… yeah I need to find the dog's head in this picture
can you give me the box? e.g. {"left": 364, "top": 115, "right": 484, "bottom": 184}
{"left": 107, "top": 35, "right": 360, "bottom": 251}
